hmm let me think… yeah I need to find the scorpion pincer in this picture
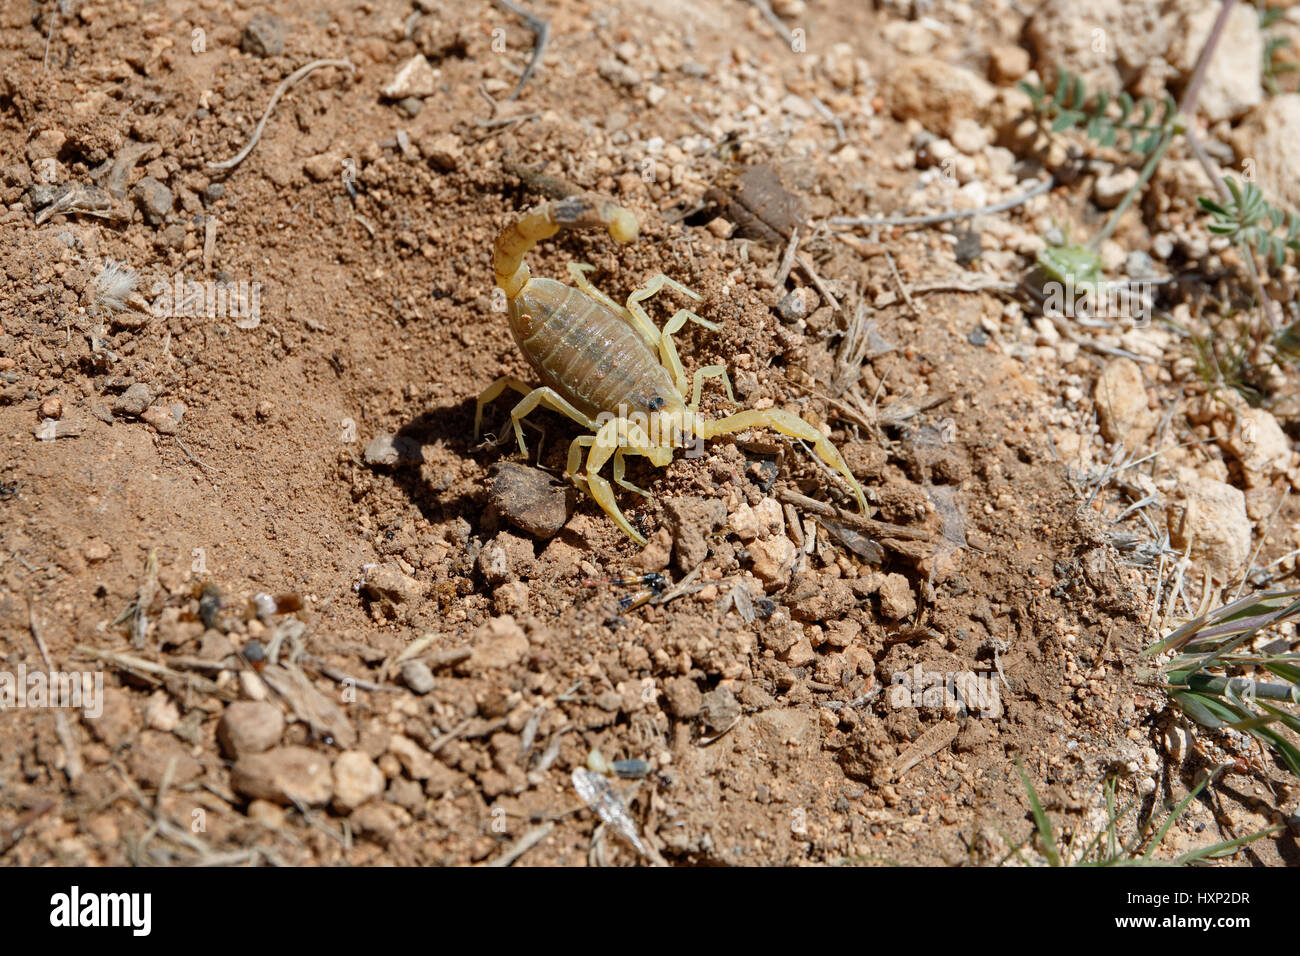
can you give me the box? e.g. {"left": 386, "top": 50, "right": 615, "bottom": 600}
{"left": 475, "top": 197, "right": 867, "bottom": 546}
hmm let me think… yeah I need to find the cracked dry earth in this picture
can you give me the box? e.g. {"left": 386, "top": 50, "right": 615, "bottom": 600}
{"left": 0, "top": 0, "right": 1294, "bottom": 866}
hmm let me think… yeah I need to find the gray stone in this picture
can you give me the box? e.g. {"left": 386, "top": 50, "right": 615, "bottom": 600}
{"left": 130, "top": 177, "right": 172, "bottom": 225}
{"left": 400, "top": 660, "right": 436, "bottom": 695}
{"left": 241, "top": 13, "right": 286, "bottom": 58}
{"left": 489, "top": 461, "right": 570, "bottom": 538}
{"left": 112, "top": 382, "right": 154, "bottom": 418}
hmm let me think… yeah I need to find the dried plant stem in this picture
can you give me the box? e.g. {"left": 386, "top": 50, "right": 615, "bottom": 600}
{"left": 1175, "top": 0, "right": 1281, "bottom": 329}
{"left": 207, "top": 59, "right": 354, "bottom": 172}
{"left": 1092, "top": 128, "right": 1176, "bottom": 247}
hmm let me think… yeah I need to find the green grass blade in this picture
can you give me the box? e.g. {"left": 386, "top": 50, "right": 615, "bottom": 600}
{"left": 1016, "top": 761, "right": 1060, "bottom": 866}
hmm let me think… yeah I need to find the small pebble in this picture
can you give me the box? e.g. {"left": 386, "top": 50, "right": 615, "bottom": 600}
{"left": 1093, "top": 169, "right": 1139, "bottom": 210}
{"left": 130, "top": 177, "right": 173, "bottom": 225}
{"left": 877, "top": 573, "right": 917, "bottom": 620}
{"left": 776, "top": 287, "right": 818, "bottom": 322}
{"left": 1125, "top": 249, "right": 1155, "bottom": 277}
{"left": 488, "top": 461, "right": 570, "bottom": 538}
{"left": 246, "top": 799, "right": 285, "bottom": 828}
{"left": 400, "top": 659, "right": 436, "bottom": 695}
{"left": 989, "top": 45, "right": 1030, "bottom": 83}
{"left": 383, "top": 55, "right": 437, "bottom": 99}
{"left": 241, "top": 13, "right": 286, "bottom": 58}
{"left": 332, "top": 751, "right": 385, "bottom": 813}
{"left": 364, "top": 432, "right": 423, "bottom": 467}
{"left": 700, "top": 687, "right": 741, "bottom": 734}
{"left": 140, "top": 402, "right": 184, "bottom": 434}
{"left": 143, "top": 691, "right": 179, "bottom": 733}
{"left": 663, "top": 676, "right": 703, "bottom": 719}
{"left": 231, "top": 746, "right": 333, "bottom": 806}
{"left": 112, "top": 383, "right": 154, "bottom": 418}
{"left": 217, "top": 700, "right": 285, "bottom": 757}
{"left": 664, "top": 496, "right": 727, "bottom": 573}
{"left": 362, "top": 562, "right": 424, "bottom": 605}
{"left": 421, "top": 132, "right": 463, "bottom": 171}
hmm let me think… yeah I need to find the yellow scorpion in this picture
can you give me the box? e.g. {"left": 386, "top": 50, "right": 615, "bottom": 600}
{"left": 475, "top": 198, "right": 867, "bottom": 546}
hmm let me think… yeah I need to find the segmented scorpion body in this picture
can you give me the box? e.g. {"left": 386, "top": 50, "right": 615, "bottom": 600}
{"left": 476, "top": 198, "right": 867, "bottom": 546}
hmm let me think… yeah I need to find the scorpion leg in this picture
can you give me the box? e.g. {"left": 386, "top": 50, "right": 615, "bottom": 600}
{"left": 627, "top": 277, "right": 720, "bottom": 395}
{"left": 566, "top": 434, "right": 594, "bottom": 494}
{"left": 688, "top": 365, "right": 735, "bottom": 411}
{"left": 612, "top": 449, "right": 654, "bottom": 500}
{"left": 504, "top": 386, "right": 598, "bottom": 457}
{"left": 568, "top": 434, "right": 656, "bottom": 500}
{"left": 474, "top": 376, "right": 534, "bottom": 442}
{"left": 696, "top": 408, "right": 868, "bottom": 513}
{"left": 582, "top": 417, "right": 660, "bottom": 546}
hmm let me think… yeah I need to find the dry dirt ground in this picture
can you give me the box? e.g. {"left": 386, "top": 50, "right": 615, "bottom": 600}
{"left": 1, "top": 0, "right": 1298, "bottom": 866}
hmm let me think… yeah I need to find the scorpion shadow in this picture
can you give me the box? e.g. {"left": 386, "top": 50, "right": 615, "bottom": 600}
{"left": 382, "top": 395, "right": 584, "bottom": 531}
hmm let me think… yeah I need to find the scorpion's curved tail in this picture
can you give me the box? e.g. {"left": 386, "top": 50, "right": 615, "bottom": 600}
{"left": 494, "top": 198, "right": 638, "bottom": 298}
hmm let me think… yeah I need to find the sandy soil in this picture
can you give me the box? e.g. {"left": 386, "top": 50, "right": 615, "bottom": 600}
{"left": 0, "top": 0, "right": 1296, "bottom": 866}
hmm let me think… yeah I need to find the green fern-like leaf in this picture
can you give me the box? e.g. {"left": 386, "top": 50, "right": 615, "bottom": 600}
{"left": 1023, "top": 70, "right": 1174, "bottom": 156}
{"left": 1198, "top": 176, "right": 1300, "bottom": 269}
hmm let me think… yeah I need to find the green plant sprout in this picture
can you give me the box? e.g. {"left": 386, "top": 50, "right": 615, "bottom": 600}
{"left": 1004, "top": 762, "right": 1280, "bottom": 866}
{"left": 1036, "top": 238, "right": 1104, "bottom": 291}
{"left": 1147, "top": 589, "right": 1300, "bottom": 777}
{"left": 1018, "top": 69, "right": 1176, "bottom": 156}
{"left": 1198, "top": 176, "right": 1300, "bottom": 268}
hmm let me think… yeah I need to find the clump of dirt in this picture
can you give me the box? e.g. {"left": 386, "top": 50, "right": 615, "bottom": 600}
{"left": 1, "top": 0, "right": 1295, "bottom": 867}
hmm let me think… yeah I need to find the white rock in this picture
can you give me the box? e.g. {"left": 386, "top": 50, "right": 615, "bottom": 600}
{"left": 1168, "top": 474, "right": 1252, "bottom": 580}
{"left": 1173, "top": 2, "right": 1263, "bottom": 122}
{"left": 752, "top": 497, "right": 786, "bottom": 537}
{"left": 950, "top": 118, "right": 989, "bottom": 155}
{"left": 878, "top": 573, "right": 916, "bottom": 621}
{"left": 1026, "top": 0, "right": 1167, "bottom": 95}
{"left": 144, "top": 691, "right": 179, "bottom": 733}
{"left": 1093, "top": 168, "right": 1139, "bottom": 209}
{"left": 382, "top": 55, "right": 437, "bottom": 99}
{"left": 1230, "top": 406, "right": 1292, "bottom": 486}
{"left": 882, "top": 20, "right": 936, "bottom": 56}
{"left": 1099, "top": 239, "right": 1126, "bottom": 273}
{"left": 729, "top": 502, "right": 761, "bottom": 540}
{"left": 1237, "top": 94, "right": 1300, "bottom": 221}
{"left": 332, "top": 751, "right": 385, "bottom": 813}
{"left": 1162, "top": 723, "right": 1191, "bottom": 763}
{"left": 1094, "top": 358, "right": 1155, "bottom": 449}
{"left": 239, "top": 670, "right": 269, "bottom": 701}
{"left": 779, "top": 94, "right": 814, "bottom": 118}
{"left": 749, "top": 536, "right": 797, "bottom": 590}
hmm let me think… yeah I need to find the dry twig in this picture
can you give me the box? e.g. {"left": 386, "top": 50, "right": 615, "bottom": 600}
{"left": 208, "top": 59, "right": 355, "bottom": 172}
